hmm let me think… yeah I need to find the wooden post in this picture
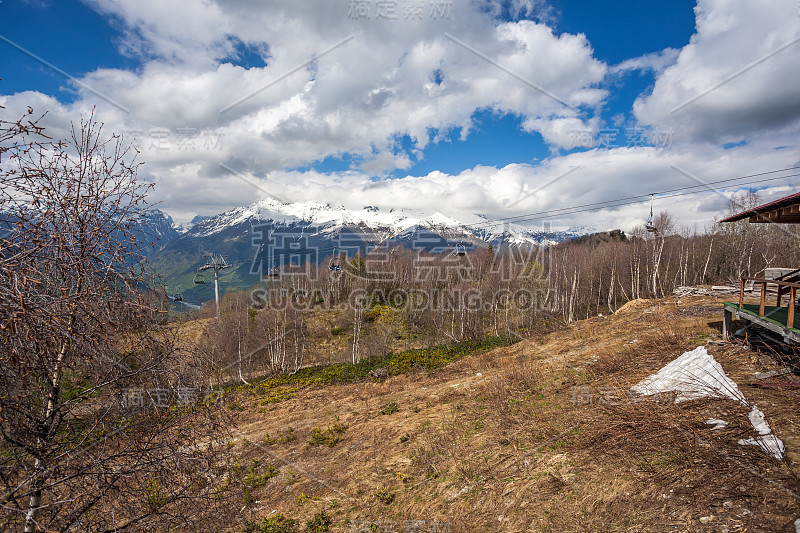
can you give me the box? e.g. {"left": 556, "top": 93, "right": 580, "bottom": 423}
{"left": 739, "top": 278, "right": 745, "bottom": 308}
{"left": 789, "top": 286, "right": 796, "bottom": 329}
{"left": 723, "top": 307, "right": 733, "bottom": 340}
{"left": 759, "top": 281, "right": 767, "bottom": 316}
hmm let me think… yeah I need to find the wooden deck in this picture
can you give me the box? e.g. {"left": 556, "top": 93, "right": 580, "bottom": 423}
{"left": 723, "top": 302, "right": 800, "bottom": 343}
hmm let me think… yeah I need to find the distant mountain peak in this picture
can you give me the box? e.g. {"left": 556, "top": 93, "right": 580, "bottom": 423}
{"left": 419, "top": 212, "right": 462, "bottom": 228}
{"left": 182, "top": 198, "right": 595, "bottom": 248}
{"left": 148, "top": 200, "right": 598, "bottom": 301}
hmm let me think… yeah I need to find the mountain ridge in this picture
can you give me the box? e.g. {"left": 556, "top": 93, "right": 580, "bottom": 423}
{"left": 183, "top": 197, "right": 594, "bottom": 244}
{"left": 149, "top": 199, "right": 596, "bottom": 303}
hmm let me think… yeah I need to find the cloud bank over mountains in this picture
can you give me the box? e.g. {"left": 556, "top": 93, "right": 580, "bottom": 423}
{"left": 1, "top": 0, "right": 799, "bottom": 229}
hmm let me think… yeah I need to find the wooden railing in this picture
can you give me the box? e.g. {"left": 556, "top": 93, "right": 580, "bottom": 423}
{"left": 739, "top": 276, "right": 800, "bottom": 329}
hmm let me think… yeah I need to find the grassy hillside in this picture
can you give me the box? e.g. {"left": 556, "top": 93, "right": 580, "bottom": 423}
{"left": 189, "top": 296, "right": 799, "bottom": 532}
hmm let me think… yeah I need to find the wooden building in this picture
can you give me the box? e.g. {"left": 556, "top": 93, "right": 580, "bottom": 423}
{"left": 721, "top": 192, "right": 800, "bottom": 342}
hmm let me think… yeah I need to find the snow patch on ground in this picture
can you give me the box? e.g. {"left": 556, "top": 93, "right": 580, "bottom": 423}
{"left": 738, "top": 435, "right": 785, "bottom": 460}
{"left": 631, "top": 346, "right": 785, "bottom": 460}
{"left": 748, "top": 406, "right": 772, "bottom": 435}
{"left": 630, "top": 346, "right": 746, "bottom": 404}
{"left": 705, "top": 418, "right": 728, "bottom": 430}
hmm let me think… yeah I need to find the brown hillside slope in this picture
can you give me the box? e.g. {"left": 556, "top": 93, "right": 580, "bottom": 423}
{"left": 217, "top": 296, "right": 799, "bottom": 532}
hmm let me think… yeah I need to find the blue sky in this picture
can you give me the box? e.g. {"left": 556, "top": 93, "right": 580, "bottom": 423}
{"left": 553, "top": 0, "right": 696, "bottom": 64}
{"left": 300, "top": 0, "right": 699, "bottom": 177}
{"left": 0, "top": 1, "right": 132, "bottom": 98}
{"left": 1, "top": 0, "right": 694, "bottom": 177}
{"left": 1, "top": 0, "right": 798, "bottom": 229}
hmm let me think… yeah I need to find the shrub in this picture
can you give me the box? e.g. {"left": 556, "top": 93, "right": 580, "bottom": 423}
{"left": 263, "top": 427, "right": 296, "bottom": 446}
{"left": 243, "top": 513, "right": 298, "bottom": 533}
{"left": 260, "top": 387, "right": 298, "bottom": 404}
{"left": 330, "top": 418, "right": 348, "bottom": 435}
{"left": 144, "top": 479, "right": 168, "bottom": 512}
{"left": 308, "top": 421, "right": 347, "bottom": 447}
{"left": 234, "top": 337, "right": 509, "bottom": 408}
{"left": 306, "top": 511, "right": 332, "bottom": 532}
{"left": 380, "top": 401, "right": 399, "bottom": 415}
{"left": 308, "top": 428, "right": 338, "bottom": 447}
{"left": 244, "top": 460, "right": 279, "bottom": 488}
{"left": 364, "top": 307, "right": 382, "bottom": 322}
{"left": 375, "top": 486, "right": 395, "bottom": 505}
{"left": 242, "top": 487, "right": 255, "bottom": 507}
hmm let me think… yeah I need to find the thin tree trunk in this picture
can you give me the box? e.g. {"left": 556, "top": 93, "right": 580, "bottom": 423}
{"left": 25, "top": 333, "right": 70, "bottom": 532}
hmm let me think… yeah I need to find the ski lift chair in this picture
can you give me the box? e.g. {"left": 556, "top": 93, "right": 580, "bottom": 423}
{"left": 329, "top": 249, "right": 343, "bottom": 272}
{"left": 453, "top": 242, "right": 467, "bottom": 256}
{"left": 173, "top": 292, "right": 183, "bottom": 302}
{"left": 645, "top": 194, "right": 658, "bottom": 233}
{"left": 193, "top": 273, "right": 205, "bottom": 285}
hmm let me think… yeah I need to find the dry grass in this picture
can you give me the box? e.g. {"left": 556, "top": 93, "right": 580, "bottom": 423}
{"left": 187, "top": 295, "right": 800, "bottom": 532}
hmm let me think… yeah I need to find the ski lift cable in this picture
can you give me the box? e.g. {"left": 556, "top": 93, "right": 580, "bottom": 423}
{"left": 398, "top": 172, "right": 799, "bottom": 233}
{"left": 461, "top": 170, "right": 800, "bottom": 230}
{"left": 241, "top": 167, "right": 800, "bottom": 259}
{"left": 491, "top": 172, "right": 800, "bottom": 226}
{"left": 467, "top": 168, "right": 800, "bottom": 229}
{"left": 260, "top": 170, "right": 791, "bottom": 259}
{"left": 460, "top": 166, "right": 800, "bottom": 230}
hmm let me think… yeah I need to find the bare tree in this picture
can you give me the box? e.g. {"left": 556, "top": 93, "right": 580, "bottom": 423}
{"left": 0, "top": 109, "right": 227, "bottom": 531}
{"left": 650, "top": 211, "right": 674, "bottom": 297}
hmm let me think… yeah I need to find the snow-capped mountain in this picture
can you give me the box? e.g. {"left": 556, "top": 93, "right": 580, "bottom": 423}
{"left": 172, "top": 215, "right": 211, "bottom": 234}
{"left": 147, "top": 199, "right": 595, "bottom": 302}
{"left": 185, "top": 197, "right": 588, "bottom": 246}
